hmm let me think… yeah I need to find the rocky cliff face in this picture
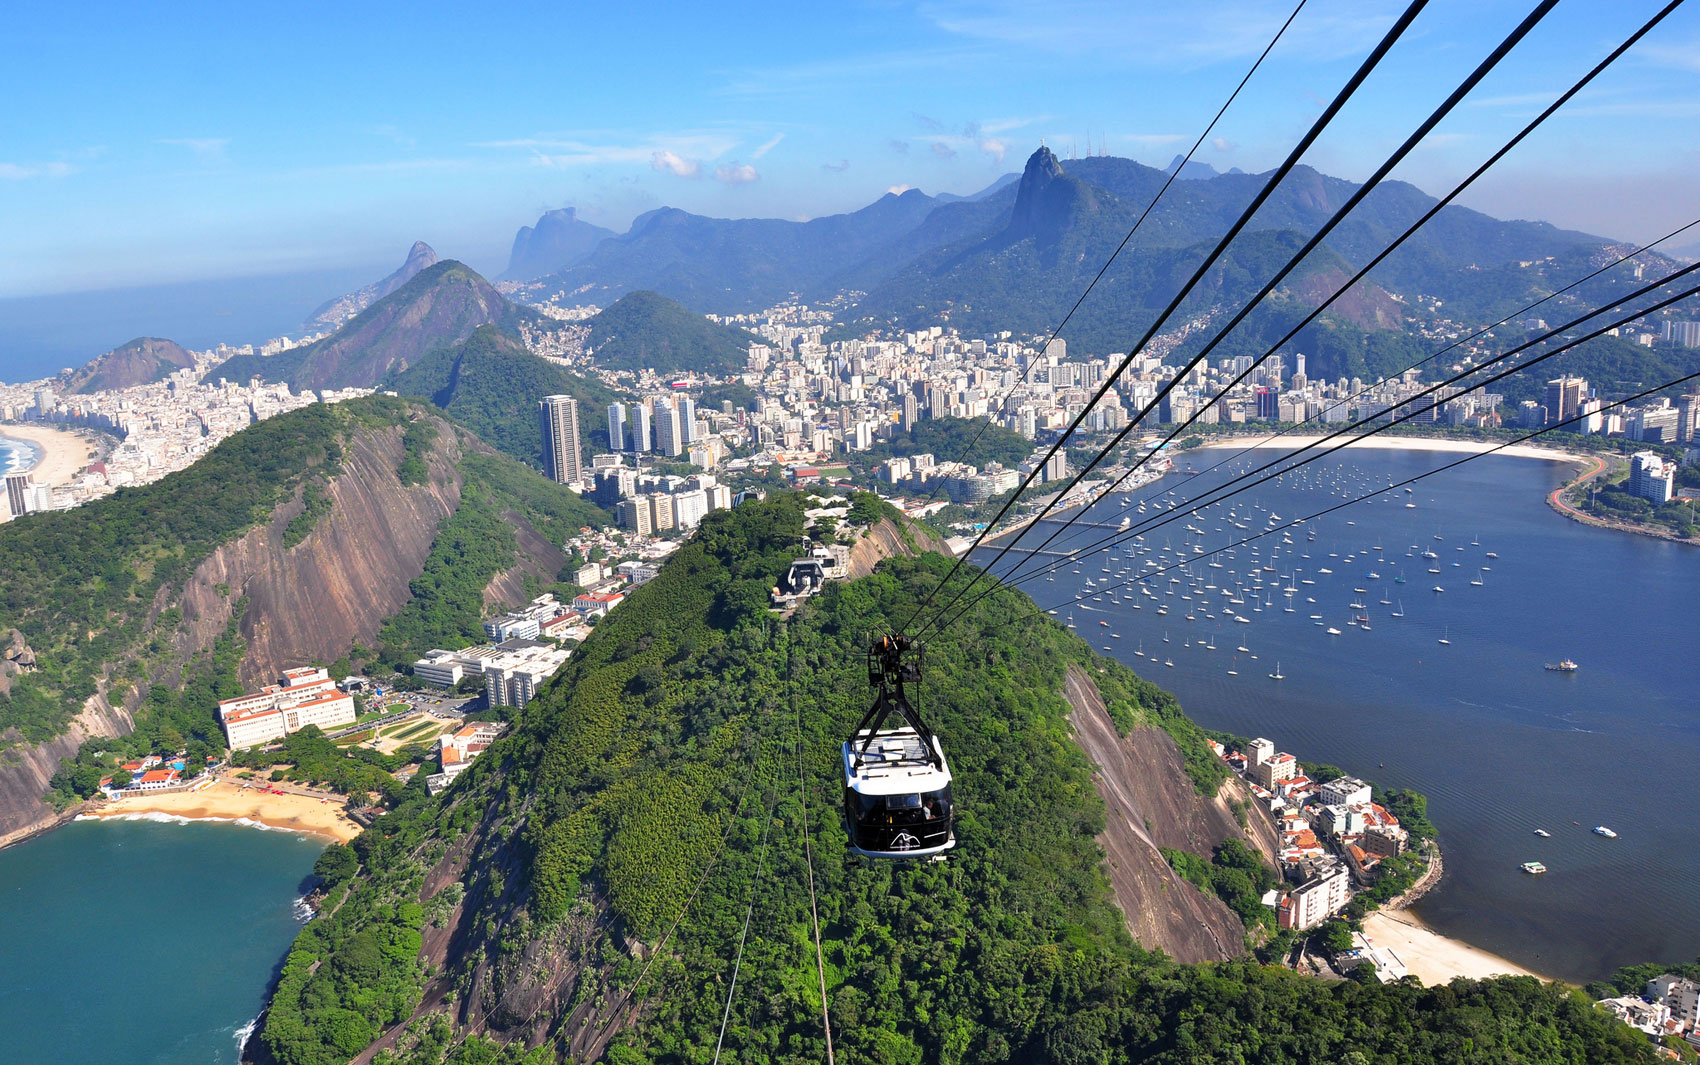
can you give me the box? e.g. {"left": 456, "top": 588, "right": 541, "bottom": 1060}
{"left": 0, "top": 697, "right": 134, "bottom": 848}
{"left": 845, "top": 514, "right": 946, "bottom": 578}
{"left": 1063, "top": 662, "right": 1279, "bottom": 962}
{"left": 172, "top": 421, "right": 467, "bottom": 689}
{"left": 0, "top": 411, "right": 570, "bottom": 846}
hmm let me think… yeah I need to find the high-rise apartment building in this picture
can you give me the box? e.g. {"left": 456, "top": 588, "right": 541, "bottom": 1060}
{"left": 678, "top": 397, "right": 697, "bottom": 445}
{"left": 1544, "top": 376, "right": 1587, "bottom": 425}
{"left": 630, "top": 402, "right": 653, "bottom": 452}
{"left": 538, "top": 395, "right": 583, "bottom": 485}
{"left": 653, "top": 398, "right": 683, "bottom": 457}
{"left": 607, "top": 402, "right": 627, "bottom": 452}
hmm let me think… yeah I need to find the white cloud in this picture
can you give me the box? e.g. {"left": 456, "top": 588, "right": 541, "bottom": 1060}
{"left": 159, "top": 137, "right": 229, "bottom": 160}
{"left": 651, "top": 150, "right": 703, "bottom": 178}
{"left": 714, "top": 161, "right": 760, "bottom": 184}
{"left": 751, "top": 133, "right": 785, "bottom": 159}
{"left": 887, "top": 184, "right": 914, "bottom": 195}
{"left": 0, "top": 161, "right": 76, "bottom": 179}
{"left": 918, "top": 0, "right": 1402, "bottom": 66}
{"left": 1211, "top": 136, "right": 1237, "bottom": 153}
{"left": 978, "top": 137, "right": 1008, "bottom": 163}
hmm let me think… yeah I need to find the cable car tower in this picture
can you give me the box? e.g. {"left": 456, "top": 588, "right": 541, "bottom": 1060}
{"left": 842, "top": 635, "right": 956, "bottom": 860}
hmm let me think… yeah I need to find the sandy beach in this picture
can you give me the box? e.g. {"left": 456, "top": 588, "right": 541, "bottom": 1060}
{"left": 2, "top": 422, "right": 96, "bottom": 485}
{"left": 83, "top": 777, "right": 361, "bottom": 843}
{"left": 1200, "top": 433, "right": 1589, "bottom": 468}
{"left": 1362, "top": 910, "right": 1541, "bottom": 985}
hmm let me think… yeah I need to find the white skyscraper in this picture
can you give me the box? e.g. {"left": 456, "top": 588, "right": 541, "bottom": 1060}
{"left": 538, "top": 395, "right": 583, "bottom": 485}
{"left": 630, "top": 402, "right": 652, "bottom": 452}
{"left": 678, "top": 396, "right": 697, "bottom": 445}
{"left": 653, "top": 398, "right": 683, "bottom": 457}
{"left": 607, "top": 403, "right": 627, "bottom": 452}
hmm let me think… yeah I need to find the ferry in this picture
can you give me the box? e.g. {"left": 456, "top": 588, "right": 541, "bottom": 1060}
{"left": 1545, "top": 659, "right": 1579, "bottom": 673}
{"left": 1593, "top": 826, "right": 1618, "bottom": 839}
{"left": 1521, "top": 861, "right": 1547, "bottom": 875}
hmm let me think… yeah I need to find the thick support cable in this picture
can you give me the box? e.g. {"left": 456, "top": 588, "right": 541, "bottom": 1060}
{"left": 918, "top": 0, "right": 1559, "bottom": 639}
{"left": 901, "top": 0, "right": 1431, "bottom": 634}
{"left": 957, "top": 257, "right": 1700, "bottom": 608}
{"left": 989, "top": 363, "right": 1700, "bottom": 636}
{"left": 944, "top": 286, "right": 1700, "bottom": 633}
{"left": 983, "top": 0, "right": 1684, "bottom": 599}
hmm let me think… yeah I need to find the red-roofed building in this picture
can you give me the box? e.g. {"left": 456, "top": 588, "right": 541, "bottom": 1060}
{"left": 135, "top": 768, "right": 181, "bottom": 791}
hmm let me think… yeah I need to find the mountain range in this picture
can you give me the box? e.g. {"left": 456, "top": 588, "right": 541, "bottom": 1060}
{"left": 504, "top": 147, "right": 1654, "bottom": 382}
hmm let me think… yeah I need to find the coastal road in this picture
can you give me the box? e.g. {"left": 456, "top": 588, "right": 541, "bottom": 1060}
{"left": 1547, "top": 454, "right": 1607, "bottom": 521}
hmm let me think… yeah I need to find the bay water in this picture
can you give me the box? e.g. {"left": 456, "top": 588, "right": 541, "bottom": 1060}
{"left": 981, "top": 446, "right": 1699, "bottom": 982}
{"left": 0, "top": 817, "right": 322, "bottom": 1064}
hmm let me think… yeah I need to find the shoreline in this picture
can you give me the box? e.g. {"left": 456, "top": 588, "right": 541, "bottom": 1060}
{"left": 1196, "top": 433, "right": 1590, "bottom": 468}
{"left": 0, "top": 422, "right": 95, "bottom": 485}
{"left": 79, "top": 778, "right": 361, "bottom": 843}
{"left": 1362, "top": 908, "right": 1546, "bottom": 985}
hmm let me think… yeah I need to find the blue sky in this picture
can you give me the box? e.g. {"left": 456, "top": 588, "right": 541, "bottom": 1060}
{"left": 5, "top": 0, "right": 1698, "bottom": 296}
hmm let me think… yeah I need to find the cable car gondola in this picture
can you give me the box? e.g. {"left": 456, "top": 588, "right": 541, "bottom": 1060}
{"left": 842, "top": 635, "right": 955, "bottom": 860}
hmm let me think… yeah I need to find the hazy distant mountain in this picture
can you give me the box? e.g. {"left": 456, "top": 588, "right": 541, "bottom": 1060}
{"left": 302, "top": 241, "right": 439, "bottom": 333}
{"left": 534, "top": 189, "right": 951, "bottom": 311}
{"left": 61, "top": 336, "right": 195, "bottom": 394}
{"left": 218, "top": 260, "right": 551, "bottom": 391}
{"left": 503, "top": 208, "right": 614, "bottom": 281}
{"left": 585, "top": 290, "right": 760, "bottom": 376}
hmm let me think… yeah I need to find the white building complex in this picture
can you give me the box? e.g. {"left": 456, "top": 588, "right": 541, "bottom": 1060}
{"left": 484, "top": 642, "right": 571, "bottom": 708}
{"left": 425, "top": 722, "right": 507, "bottom": 795}
{"left": 218, "top": 666, "right": 356, "bottom": 749}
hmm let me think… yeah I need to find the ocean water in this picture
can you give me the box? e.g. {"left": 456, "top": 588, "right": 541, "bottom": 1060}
{"left": 0, "top": 436, "right": 38, "bottom": 475}
{"left": 978, "top": 446, "right": 1700, "bottom": 982}
{"left": 0, "top": 818, "right": 322, "bottom": 1065}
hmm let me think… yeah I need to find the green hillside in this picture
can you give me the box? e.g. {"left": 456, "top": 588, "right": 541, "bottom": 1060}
{"left": 387, "top": 325, "right": 623, "bottom": 463}
{"left": 0, "top": 401, "right": 347, "bottom": 745}
{"left": 257, "top": 496, "right": 1653, "bottom": 1065}
{"left": 586, "top": 290, "right": 760, "bottom": 375}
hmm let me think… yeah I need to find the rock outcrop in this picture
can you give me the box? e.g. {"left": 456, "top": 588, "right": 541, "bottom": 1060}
{"left": 1063, "top": 662, "right": 1279, "bottom": 962}
{"left": 61, "top": 336, "right": 196, "bottom": 395}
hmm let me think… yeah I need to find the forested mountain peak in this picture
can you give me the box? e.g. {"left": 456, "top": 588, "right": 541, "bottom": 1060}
{"left": 252, "top": 495, "right": 1658, "bottom": 1065}
{"left": 584, "top": 289, "right": 760, "bottom": 375}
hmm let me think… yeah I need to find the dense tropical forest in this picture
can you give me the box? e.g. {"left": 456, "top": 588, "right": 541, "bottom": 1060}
{"left": 259, "top": 495, "right": 1658, "bottom": 1065}
{"left": 386, "top": 325, "right": 622, "bottom": 461}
